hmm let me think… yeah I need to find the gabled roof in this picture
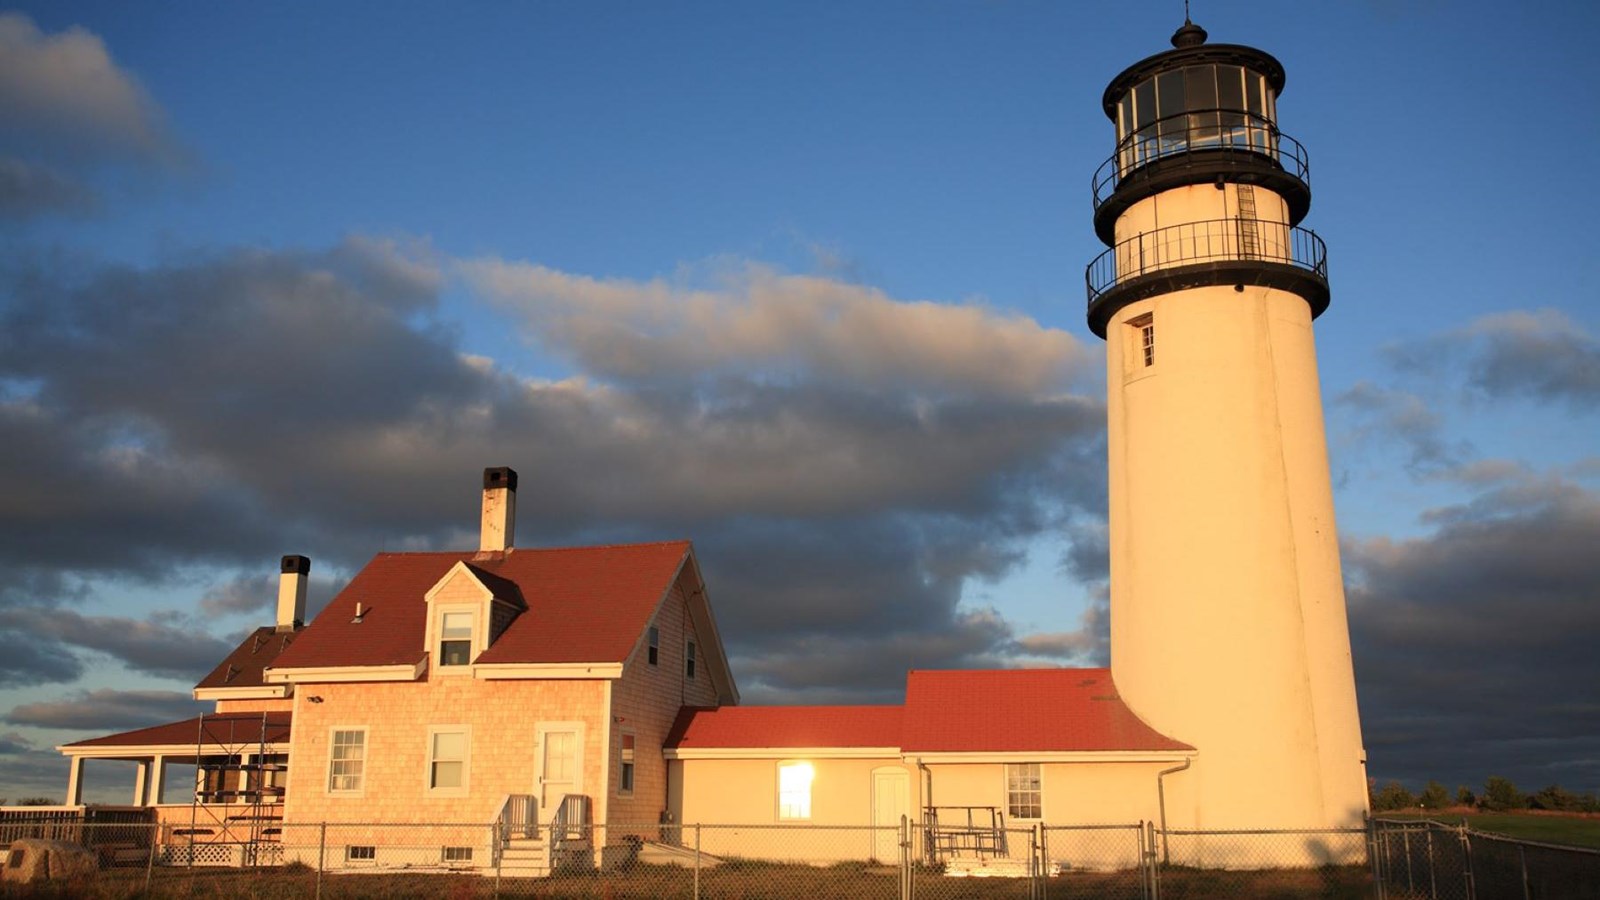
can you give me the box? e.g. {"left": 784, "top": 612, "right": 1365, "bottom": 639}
{"left": 270, "top": 540, "right": 694, "bottom": 670}
{"left": 667, "top": 668, "right": 1191, "bottom": 756}
{"left": 666, "top": 705, "right": 903, "bottom": 750}
{"left": 900, "top": 668, "right": 1192, "bottom": 754}
{"left": 194, "top": 626, "right": 299, "bottom": 691}
{"left": 63, "top": 713, "right": 291, "bottom": 752}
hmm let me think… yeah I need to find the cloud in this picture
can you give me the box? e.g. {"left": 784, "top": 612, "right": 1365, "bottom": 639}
{"left": 0, "top": 627, "right": 84, "bottom": 688}
{"left": 1346, "top": 471, "right": 1600, "bottom": 791}
{"left": 1387, "top": 309, "right": 1600, "bottom": 410}
{"left": 4, "top": 689, "right": 204, "bottom": 731}
{"left": 0, "top": 608, "right": 235, "bottom": 681}
{"left": 0, "top": 731, "right": 34, "bottom": 755}
{"left": 1334, "top": 382, "right": 1469, "bottom": 476}
{"left": 198, "top": 573, "right": 276, "bottom": 617}
{"left": 465, "top": 259, "right": 1094, "bottom": 397}
{"left": 0, "top": 13, "right": 180, "bottom": 166}
{"left": 0, "top": 156, "right": 96, "bottom": 218}
{"left": 0, "top": 238, "right": 1109, "bottom": 705}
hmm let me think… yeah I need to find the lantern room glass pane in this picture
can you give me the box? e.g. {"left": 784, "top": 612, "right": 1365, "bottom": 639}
{"left": 1184, "top": 66, "right": 1218, "bottom": 110}
{"left": 1218, "top": 65, "right": 1245, "bottom": 111}
{"left": 1156, "top": 71, "right": 1184, "bottom": 118}
{"left": 1134, "top": 80, "right": 1156, "bottom": 129}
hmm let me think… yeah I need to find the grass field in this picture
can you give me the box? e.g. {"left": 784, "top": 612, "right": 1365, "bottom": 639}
{"left": 0, "top": 859, "right": 1375, "bottom": 899}
{"left": 1377, "top": 811, "right": 1600, "bottom": 850}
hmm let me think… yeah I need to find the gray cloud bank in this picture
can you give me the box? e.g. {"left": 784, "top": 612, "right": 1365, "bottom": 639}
{"left": 0, "top": 237, "right": 1107, "bottom": 722}
{"left": 0, "top": 13, "right": 187, "bottom": 220}
{"left": 1347, "top": 466, "right": 1600, "bottom": 792}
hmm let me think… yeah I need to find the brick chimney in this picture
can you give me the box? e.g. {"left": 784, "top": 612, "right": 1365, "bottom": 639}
{"left": 277, "top": 555, "right": 309, "bottom": 631}
{"left": 480, "top": 467, "right": 518, "bottom": 553}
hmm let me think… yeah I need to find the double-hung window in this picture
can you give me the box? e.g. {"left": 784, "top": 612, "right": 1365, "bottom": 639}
{"left": 328, "top": 728, "right": 366, "bottom": 794}
{"left": 429, "top": 727, "right": 469, "bottom": 793}
{"left": 619, "top": 733, "right": 636, "bottom": 796}
{"left": 439, "top": 611, "right": 474, "bottom": 667}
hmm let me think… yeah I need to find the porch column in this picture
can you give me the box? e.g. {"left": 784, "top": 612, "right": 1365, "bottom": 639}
{"left": 133, "top": 758, "right": 151, "bottom": 805}
{"left": 149, "top": 755, "right": 167, "bottom": 805}
{"left": 64, "top": 756, "right": 85, "bottom": 806}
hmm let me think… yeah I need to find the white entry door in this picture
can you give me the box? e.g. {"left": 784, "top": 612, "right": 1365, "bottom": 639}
{"left": 535, "top": 722, "right": 585, "bottom": 817}
{"left": 871, "top": 767, "right": 910, "bottom": 863}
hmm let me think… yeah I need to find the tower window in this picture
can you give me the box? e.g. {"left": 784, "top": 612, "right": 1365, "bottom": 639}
{"left": 1128, "top": 313, "right": 1155, "bottom": 368}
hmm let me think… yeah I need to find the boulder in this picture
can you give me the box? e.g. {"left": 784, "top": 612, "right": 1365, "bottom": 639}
{"left": 2, "top": 838, "right": 98, "bottom": 884}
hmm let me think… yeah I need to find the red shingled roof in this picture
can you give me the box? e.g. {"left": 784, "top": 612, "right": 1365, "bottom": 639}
{"left": 901, "top": 668, "right": 1192, "bottom": 753}
{"left": 667, "top": 705, "right": 903, "bottom": 750}
{"left": 271, "top": 541, "right": 691, "bottom": 670}
{"left": 667, "top": 668, "right": 1189, "bottom": 755}
{"left": 194, "top": 627, "right": 299, "bottom": 691}
{"left": 64, "top": 713, "right": 291, "bottom": 750}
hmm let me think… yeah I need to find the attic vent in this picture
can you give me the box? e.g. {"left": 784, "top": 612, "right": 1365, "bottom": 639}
{"left": 251, "top": 633, "right": 268, "bottom": 653}
{"left": 223, "top": 665, "right": 241, "bottom": 684}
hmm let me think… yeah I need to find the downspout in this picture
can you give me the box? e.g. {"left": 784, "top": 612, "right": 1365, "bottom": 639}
{"left": 917, "top": 759, "right": 933, "bottom": 812}
{"left": 1155, "top": 758, "right": 1191, "bottom": 865}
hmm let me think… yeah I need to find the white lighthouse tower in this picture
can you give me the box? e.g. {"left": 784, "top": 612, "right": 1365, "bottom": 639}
{"left": 1086, "top": 20, "right": 1369, "bottom": 833}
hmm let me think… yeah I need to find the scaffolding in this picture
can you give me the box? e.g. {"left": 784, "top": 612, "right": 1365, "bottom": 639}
{"left": 169, "top": 711, "right": 289, "bottom": 867}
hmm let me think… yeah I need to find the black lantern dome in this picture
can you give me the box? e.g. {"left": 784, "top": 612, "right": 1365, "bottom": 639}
{"left": 1084, "top": 22, "right": 1329, "bottom": 338}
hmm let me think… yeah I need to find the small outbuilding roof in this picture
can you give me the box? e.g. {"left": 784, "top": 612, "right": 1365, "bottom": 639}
{"left": 901, "top": 667, "right": 1192, "bottom": 753}
{"left": 667, "top": 667, "right": 1191, "bottom": 756}
{"left": 667, "top": 705, "right": 903, "bottom": 750}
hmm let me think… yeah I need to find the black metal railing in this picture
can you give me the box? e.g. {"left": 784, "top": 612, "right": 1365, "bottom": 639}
{"left": 1085, "top": 217, "right": 1326, "bottom": 307}
{"left": 1093, "top": 109, "right": 1310, "bottom": 209}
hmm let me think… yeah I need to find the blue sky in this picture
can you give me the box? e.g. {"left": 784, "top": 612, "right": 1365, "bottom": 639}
{"left": 2, "top": 1, "right": 1597, "bottom": 804}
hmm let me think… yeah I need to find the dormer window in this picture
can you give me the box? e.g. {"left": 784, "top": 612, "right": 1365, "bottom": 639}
{"left": 439, "top": 612, "right": 474, "bottom": 667}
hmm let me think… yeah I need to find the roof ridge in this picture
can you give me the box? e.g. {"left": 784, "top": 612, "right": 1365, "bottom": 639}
{"left": 372, "top": 539, "right": 692, "bottom": 559}
{"left": 910, "top": 666, "right": 1111, "bottom": 676}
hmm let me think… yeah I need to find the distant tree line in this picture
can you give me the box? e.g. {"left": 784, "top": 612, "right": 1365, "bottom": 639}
{"left": 1369, "top": 777, "right": 1600, "bottom": 814}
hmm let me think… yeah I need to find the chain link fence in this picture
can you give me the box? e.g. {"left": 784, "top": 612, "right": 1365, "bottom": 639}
{"left": 4, "top": 816, "right": 1599, "bottom": 898}
{"left": 1370, "top": 817, "right": 1600, "bottom": 900}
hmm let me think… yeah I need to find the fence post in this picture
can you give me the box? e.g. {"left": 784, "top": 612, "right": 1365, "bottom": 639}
{"left": 1404, "top": 826, "right": 1415, "bottom": 894}
{"left": 900, "top": 814, "right": 910, "bottom": 900}
{"left": 144, "top": 821, "right": 157, "bottom": 893}
{"left": 1459, "top": 820, "right": 1475, "bottom": 900}
{"left": 1037, "top": 822, "right": 1048, "bottom": 900}
{"left": 316, "top": 821, "right": 326, "bottom": 900}
{"left": 693, "top": 823, "right": 701, "bottom": 900}
{"left": 1426, "top": 825, "right": 1437, "bottom": 900}
{"left": 492, "top": 823, "right": 502, "bottom": 899}
{"left": 1519, "top": 844, "right": 1531, "bottom": 900}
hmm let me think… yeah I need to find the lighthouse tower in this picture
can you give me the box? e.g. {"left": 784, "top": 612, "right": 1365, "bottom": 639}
{"left": 1086, "top": 21, "right": 1368, "bottom": 831}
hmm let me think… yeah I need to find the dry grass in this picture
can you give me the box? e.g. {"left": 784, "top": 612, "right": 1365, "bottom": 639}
{"left": 0, "top": 859, "right": 1379, "bottom": 899}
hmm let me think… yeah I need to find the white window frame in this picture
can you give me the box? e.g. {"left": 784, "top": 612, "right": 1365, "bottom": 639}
{"left": 345, "top": 845, "right": 376, "bottom": 865}
{"left": 1005, "top": 762, "right": 1043, "bottom": 821}
{"left": 618, "top": 731, "right": 636, "bottom": 797}
{"left": 435, "top": 608, "right": 477, "bottom": 671}
{"left": 777, "top": 760, "right": 814, "bottom": 821}
{"left": 327, "top": 727, "right": 367, "bottom": 796}
{"left": 426, "top": 725, "right": 471, "bottom": 797}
